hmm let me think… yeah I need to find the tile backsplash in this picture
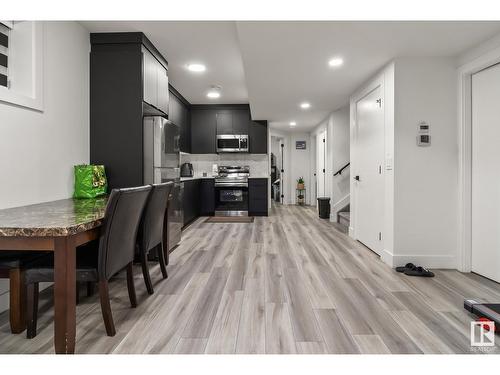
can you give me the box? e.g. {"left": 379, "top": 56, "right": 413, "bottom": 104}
{"left": 180, "top": 153, "right": 269, "bottom": 178}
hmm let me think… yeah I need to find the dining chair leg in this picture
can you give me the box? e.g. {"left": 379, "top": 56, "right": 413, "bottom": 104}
{"left": 126, "top": 262, "right": 138, "bottom": 308}
{"left": 8, "top": 268, "right": 26, "bottom": 334}
{"left": 86, "top": 282, "right": 95, "bottom": 297}
{"left": 76, "top": 282, "right": 80, "bottom": 305}
{"left": 158, "top": 243, "right": 168, "bottom": 279}
{"left": 26, "top": 282, "right": 39, "bottom": 339}
{"left": 140, "top": 251, "right": 154, "bottom": 295}
{"left": 98, "top": 280, "right": 116, "bottom": 337}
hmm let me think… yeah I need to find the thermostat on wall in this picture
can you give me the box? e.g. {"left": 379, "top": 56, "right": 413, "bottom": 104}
{"left": 417, "top": 121, "right": 431, "bottom": 147}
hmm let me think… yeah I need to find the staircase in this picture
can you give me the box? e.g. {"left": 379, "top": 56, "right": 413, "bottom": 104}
{"left": 336, "top": 204, "right": 350, "bottom": 233}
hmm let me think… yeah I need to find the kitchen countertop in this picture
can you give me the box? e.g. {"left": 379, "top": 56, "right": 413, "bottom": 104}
{"left": 0, "top": 197, "right": 108, "bottom": 237}
{"left": 180, "top": 176, "right": 269, "bottom": 182}
{"left": 180, "top": 176, "right": 215, "bottom": 181}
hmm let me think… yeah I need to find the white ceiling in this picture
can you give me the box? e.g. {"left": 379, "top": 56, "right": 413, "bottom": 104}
{"left": 81, "top": 21, "right": 500, "bottom": 131}
{"left": 80, "top": 21, "right": 248, "bottom": 104}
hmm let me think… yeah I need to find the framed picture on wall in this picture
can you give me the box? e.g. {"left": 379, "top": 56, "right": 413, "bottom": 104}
{"left": 296, "top": 141, "right": 306, "bottom": 150}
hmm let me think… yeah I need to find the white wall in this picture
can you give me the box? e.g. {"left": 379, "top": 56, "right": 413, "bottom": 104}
{"left": 330, "top": 107, "right": 350, "bottom": 211}
{"left": 0, "top": 22, "right": 90, "bottom": 311}
{"left": 289, "top": 132, "right": 312, "bottom": 205}
{"left": 392, "top": 57, "right": 458, "bottom": 268}
{"left": 310, "top": 105, "right": 350, "bottom": 216}
{"left": 350, "top": 58, "right": 458, "bottom": 269}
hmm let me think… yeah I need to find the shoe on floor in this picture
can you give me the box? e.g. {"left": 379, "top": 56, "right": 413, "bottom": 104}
{"left": 395, "top": 263, "right": 416, "bottom": 273}
{"left": 404, "top": 266, "right": 434, "bottom": 277}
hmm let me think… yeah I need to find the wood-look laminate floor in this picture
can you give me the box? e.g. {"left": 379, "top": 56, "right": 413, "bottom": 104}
{"left": 1, "top": 202, "right": 500, "bottom": 354}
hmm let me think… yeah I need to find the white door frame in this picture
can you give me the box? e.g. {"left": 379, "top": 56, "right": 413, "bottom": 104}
{"left": 316, "top": 129, "right": 327, "bottom": 199}
{"left": 310, "top": 133, "right": 317, "bottom": 206}
{"left": 458, "top": 47, "right": 500, "bottom": 272}
{"left": 350, "top": 74, "right": 385, "bottom": 240}
{"left": 270, "top": 130, "right": 291, "bottom": 205}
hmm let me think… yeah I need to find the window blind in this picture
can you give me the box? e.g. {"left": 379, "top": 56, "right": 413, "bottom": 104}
{"left": 0, "top": 23, "right": 10, "bottom": 88}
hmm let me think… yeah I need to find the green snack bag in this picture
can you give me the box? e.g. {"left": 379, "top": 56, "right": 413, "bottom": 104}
{"left": 74, "top": 165, "right": 108, "bottom": 198}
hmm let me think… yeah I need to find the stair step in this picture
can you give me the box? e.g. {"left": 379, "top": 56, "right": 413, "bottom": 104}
{"left": 338, "top": 212, "right": 350, "bottom": 220}
{"left": 338, "top": 211, "right": 350, "bottom": 228}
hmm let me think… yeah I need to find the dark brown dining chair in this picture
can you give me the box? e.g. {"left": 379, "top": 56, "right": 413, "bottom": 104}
{"left": 136, "top": 182, "right": 174, "bottom": 295}
{"left": 24, "top": 185, "right": 152, "bottom": 338}
{"left": 0, "top": 252, "right": 49, "bottom": 333}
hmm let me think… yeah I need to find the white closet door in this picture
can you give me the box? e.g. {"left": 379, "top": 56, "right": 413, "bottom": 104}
{"left": 354, "top": 86, "right": 384, "bottom": 255}
{"left": 472, "top": 63, "right": 500, "bottom": 283}
{"left": 316, "top": 130, "right": 326, "bottom": 199}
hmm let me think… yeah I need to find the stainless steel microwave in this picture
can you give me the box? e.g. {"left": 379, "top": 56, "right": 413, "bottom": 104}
{"left": 216, "top": 134, "right": 249, "bottom": 153}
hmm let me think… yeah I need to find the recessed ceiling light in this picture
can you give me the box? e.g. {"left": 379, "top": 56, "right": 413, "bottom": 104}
{"left": 187, "top": 63, "right": 206, "bottom": 72}
{"left": 300, "top": 102, "right": 311, "bottom": 109}
{"left": 207, "top": 85, "right": 221, "bottom": 99}
{"left": 207, "top": 91, "right": 220, "bottom": 99}
{"left": 328, "top": 57, "right": 344, "bottom": 67}
{"left": 290, "top": 121, "right": 297, "bottom": 127}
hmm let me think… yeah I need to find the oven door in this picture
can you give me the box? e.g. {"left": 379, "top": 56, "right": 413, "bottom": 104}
{"left": 217, "top": 135, "right": 241, "bottom": 152}
{"left": 215, "top": 185, "right": 249, "bottom": 216}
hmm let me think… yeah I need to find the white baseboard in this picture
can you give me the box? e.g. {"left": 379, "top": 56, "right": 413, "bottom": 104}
{"left": 348, "top": 226, "right": 355, "bottom": 239}
{"left": 380, "top": 250, "right": 457, "bottom": 269}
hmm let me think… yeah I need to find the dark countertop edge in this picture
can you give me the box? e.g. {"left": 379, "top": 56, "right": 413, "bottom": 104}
{"left": 180, "top": 177, "right": 269, "bottom": 181}
{"left": 0, "top": 220, "right": 103, "bottom": 238}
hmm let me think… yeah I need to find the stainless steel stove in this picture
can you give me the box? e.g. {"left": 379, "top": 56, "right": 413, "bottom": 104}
{"left": 214, "top": 166, "right": 250, "bottom": 216}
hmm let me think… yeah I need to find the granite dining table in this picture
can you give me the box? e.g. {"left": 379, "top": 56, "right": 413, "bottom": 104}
{"left": 0, "top": 196, "right": 108, "bottom": 354}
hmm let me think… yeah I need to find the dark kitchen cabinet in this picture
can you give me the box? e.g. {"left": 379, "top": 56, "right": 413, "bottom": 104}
{"left": 90, "top": 32, "right": 169, "bottom": 189}
{"left": 215, "top": 108, "right": 249, "bottom": 135}
{"left": 189, "top": 104, "right": 268, "bottom": 155}
{"left": 200, "top": 179, "right": 215, "bottom": 215}
{"left": 169, "top": 85, "right": 191, "bottom": 153}
{"left": 191, "top": 108, "right": 217, "bottom": 154}
{"left": 181, "top": 105, "right": 191, "bottom": 153}
{"left": 232, "top": 109, "right": 251, "bottom": 134}
{"left": 142, "top": 46, "right": 169, "bottom": 115}
{"left": 249, "top": 178, "right": 268, "bottom": 216}
{"left": 250, "top": 120, "right": 268, "bottom": 154}
{"left": 215, "top": 111, "right": 232, "bottom": 134}
{"left": 183, "top": 179, "right": 201, "bottom": 226}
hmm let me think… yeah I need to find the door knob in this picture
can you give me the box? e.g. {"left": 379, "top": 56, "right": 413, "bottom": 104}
{"left": 354, "top": 175, "right": 360, "bottom": 181}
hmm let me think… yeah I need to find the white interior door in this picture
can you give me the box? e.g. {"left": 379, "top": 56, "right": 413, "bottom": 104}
{"left": 316, "top": 130, "right": 326, "bottom": 199}
{"left": 354, "top": 86, "right": 384, "bottom": 254}
{"left": 279, "top": 140, "right": 284, "bottom": 204}
{"left": 472, "top": 63, "right": 500, "bottom": 283}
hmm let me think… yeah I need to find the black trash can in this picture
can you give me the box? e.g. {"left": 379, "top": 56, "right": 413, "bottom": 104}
{"left": 317, "top": 197, "right": 331, "bottom": 219}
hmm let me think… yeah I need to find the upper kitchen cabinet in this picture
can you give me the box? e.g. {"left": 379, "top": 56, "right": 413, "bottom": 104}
{"left": 215, "top": 111, "right": 233, "bottom": 134}
{"left": 215, "top": 105, "right": 250, "bottom": 135}
{"left": 232, "top": 109, "right": 251, "bottom": 135}
{"left": 90, "top": 32, "right": 169, "bottom": 189}
{"left": 169, "top": 85, "right": 191, "bottom": 153}
{"left": 250, "top": 120, "right": 268, "bottom": 154}
{"left": 191, "top": 106, "right": 217, "bottom": 153}
{"left": 142, "top": 46, "right": 169, "bottom": 115}
{"left": 188, "top": 104, "right": 268, "bottom": 155}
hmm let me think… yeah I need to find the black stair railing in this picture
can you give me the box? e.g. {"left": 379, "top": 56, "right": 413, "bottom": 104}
{"left": 333, "top": 162, "right": 350, "bottom": 176}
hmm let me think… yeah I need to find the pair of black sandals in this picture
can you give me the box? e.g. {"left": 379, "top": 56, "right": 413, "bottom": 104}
{"left": 395, "top": 263, "right": 434, "bottom": 277}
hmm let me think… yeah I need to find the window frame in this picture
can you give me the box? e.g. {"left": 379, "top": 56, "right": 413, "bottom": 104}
{"left": 0, "top": 21, "right": 44, "bottom": 112}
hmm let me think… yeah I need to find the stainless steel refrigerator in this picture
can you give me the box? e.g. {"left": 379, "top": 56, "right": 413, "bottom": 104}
{"left": 143, "top": 116, "right": 183, "bottom": 251}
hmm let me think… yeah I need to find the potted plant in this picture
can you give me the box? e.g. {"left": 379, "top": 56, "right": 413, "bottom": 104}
{"left": 297, "top": 177, "right": 305, "bottom": 190}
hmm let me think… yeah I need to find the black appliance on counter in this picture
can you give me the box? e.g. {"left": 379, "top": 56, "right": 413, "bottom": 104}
{"left": 214, "top": 165, "right": 250, "bottom": 216}
{"left": 181, "top": 163, "right": 194, "bottom": 177}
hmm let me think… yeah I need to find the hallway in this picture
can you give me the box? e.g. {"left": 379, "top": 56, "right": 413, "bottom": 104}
{"left": 1, "top": 203, "right": 499, "bottom": 354}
